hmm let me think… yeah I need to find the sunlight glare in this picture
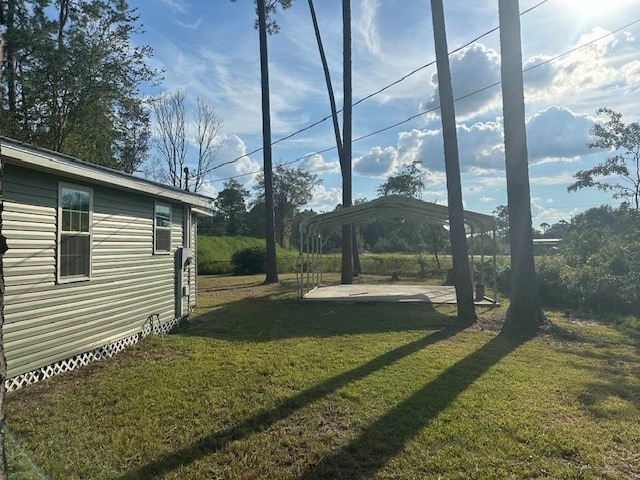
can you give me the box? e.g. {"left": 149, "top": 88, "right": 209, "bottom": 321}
{"left": 561, "top": 0, "right": 626, "bottom": 17}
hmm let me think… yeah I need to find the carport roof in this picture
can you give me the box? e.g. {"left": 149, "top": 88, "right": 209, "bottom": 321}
{"left": 300, "top": 195, "right": 496, "bottom": 236}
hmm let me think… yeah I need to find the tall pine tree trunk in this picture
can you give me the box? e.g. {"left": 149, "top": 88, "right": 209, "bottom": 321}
{"left": 308, "top": 0, "right": 342, "bottom": 156}
{"left": 352, "top": 224, "right": 361, "bottom": 276}
{"left": 257, "top": 0, "right": 279, "bottom": 284}
{"left": 341, "top": 0, "right": 353, "bottom": 284}
{"left": 0, "top": 13, "right": 10, "bottom": 478}
{"left": 430, "top": 0, "right": 476, "bottom": 323}
{"left": 308, "top": 0, "right": 360, "bottom": 278}
{"left": 498, "top": 0, "right": 544, "bottom": 333}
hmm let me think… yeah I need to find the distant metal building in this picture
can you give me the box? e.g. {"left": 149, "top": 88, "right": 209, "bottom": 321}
{"left": 1, "top": 138, "right": 213, "bottom": 391}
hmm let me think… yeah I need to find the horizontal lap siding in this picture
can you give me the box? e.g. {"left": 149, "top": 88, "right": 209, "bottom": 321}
{"left": 3, "top": 165, "right": 184, "bottom": 379}
{"left": 190, "top": 216, "right": 197, "bottom": 308}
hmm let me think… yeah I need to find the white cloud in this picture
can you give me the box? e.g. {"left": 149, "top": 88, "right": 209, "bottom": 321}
{"left": 159, "top": 0, "right": 189, "bottom": 14}
{"left": 353, "top": 145, "right": 398, "bottom": 178}
{"left": 530, "top": 198, "right": 577, "bottom": 228}
{"left": 212, "top": 135, "right": 261, "bottom": 185}
{"left": 198, "top": 179, "right": 217, "bottom": 199}
{"left": 524, "top": 28, "right": 640, "bottom": 108}
{"left": 526, "top": 106, "right": 594, "bottom": 161}
{"left": 298, "top": 153, "right": 340, "bottom": 174}
{"left": 355, "top": 0, "right": 383, "bottom": 59}
{"left": 353, "top": 104, "right": 599, "bottom": 183}
{"left": 306, "top": 185, "right": 342, "bottom": 212}
{"left": 423, "top": 43, "right": 502, "bottom": 119}
{"left": 530, "top": 173, "right": 576, "bottom": 186}
{"left": 378, "top": 119, "right": 504, "bottom": 173}
{"left": 176, "top": 18, "right": 202, "bottom": 30}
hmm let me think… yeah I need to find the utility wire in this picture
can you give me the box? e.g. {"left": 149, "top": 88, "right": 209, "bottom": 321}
{"left": 211, "top": 0, "right": 551, "bottom": 174}
{"left": 212, "top": 16, "right": 640, "bottom": 185}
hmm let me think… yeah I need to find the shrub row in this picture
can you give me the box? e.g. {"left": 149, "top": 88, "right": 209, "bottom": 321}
{"left": 198, "top": 235, "right": 454, "bottom": 277}
{"left": 496, "top": 255, "right": 640, "bottom": 316}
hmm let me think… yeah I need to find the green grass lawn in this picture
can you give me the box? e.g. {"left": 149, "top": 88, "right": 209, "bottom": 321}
{"left": 7, "top": 274, "right": 640, "bottom": 479}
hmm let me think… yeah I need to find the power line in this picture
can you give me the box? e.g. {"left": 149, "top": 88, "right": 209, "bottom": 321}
{"left": 212, "top": 0, "right": 551, "bottom": 174}
{"left": 213, "top": 13, "right": 640, "bottom": 185}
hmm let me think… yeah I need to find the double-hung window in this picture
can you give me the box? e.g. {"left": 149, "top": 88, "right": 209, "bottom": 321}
{"left": 58, "top": 184, "right": 92, "bottom": 282}
{"left": 154, "top": 202, "right": 172, "bottom": 253}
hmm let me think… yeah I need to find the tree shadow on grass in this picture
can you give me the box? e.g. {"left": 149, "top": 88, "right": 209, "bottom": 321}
{"left": 297, "top": 332, "right": 532, "bottom": 480}
{"left": 565, "top": 350, "right": 640, "bottom": 414}
{"left": 114, "top": 322, "right": 471, "bottom": 480}
{"left": 179, "top": 294, "right": 458, "bottom": 342}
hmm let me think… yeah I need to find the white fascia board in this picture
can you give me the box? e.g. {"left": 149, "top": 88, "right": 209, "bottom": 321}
{"left": 2, "top": 139, "right": 214, "bottom": 212}
{"left": 191, "top": 206, "right": 214, "bottom": 217}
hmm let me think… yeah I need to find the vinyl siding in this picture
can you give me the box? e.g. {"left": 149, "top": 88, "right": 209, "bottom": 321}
{"left": 3, "top": 164, "right": 191, "bottom": 379}
{"left": 190, "top": 216, "right": 197, "bottom": 308}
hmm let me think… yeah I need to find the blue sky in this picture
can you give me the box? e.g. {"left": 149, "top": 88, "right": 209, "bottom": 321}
{"left": 129, "top": 0, "right": 640, "bottom": 227}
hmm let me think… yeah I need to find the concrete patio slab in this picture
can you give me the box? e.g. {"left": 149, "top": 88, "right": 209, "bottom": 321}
{"left": 302, "top": 284, "right": 498, "bottom": 306}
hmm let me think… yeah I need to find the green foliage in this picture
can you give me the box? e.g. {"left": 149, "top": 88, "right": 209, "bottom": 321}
{"left": 495, "top": 205, "right": 640, "bottom": 315}
{"left": 254, "top": 165, "right": 321, "bottom": 248}
{"left": 568, "top": 108, "right": 640, "bottom": 210}
{"left": 231, "top": 246, "right": 267, "bottom": 275}
{"left": 198, "top": 236, "right": 262, "bottom": 274}
{"left": 231, "top": 0, "right": 294, "bottom": 34}
{"left": 493, "top": 204, "right": 509, "bottom": 243}
{"left": 215, "top": 179, "right": 249, "bottom": 236}
{"left": 376, "top": 160, "right": 424, "bottom": 198}
{"left": 1, "top": 0, "right": 158, "bottom": 170}
{"left": 197, "top": 235, "right": 455, "bottom": 278}
{"left": 197, "top": 236, "right": 298, "bottom": 275}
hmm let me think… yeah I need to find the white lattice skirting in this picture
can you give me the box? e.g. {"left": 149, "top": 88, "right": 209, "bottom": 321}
{"left": 5, "top": 316, "right": 182, "bottom": 393}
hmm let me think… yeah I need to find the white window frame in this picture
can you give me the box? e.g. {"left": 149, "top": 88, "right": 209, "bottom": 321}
{"left": 154, "top": 201, "right": 172, "bottom": 254}
{"left": 57, "top": 182, "right": 93, "bottom": 284}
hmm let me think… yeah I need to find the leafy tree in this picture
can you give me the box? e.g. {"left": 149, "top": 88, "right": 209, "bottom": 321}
{"left": 153, "top": 90, "right": 223, "bottom": 192}
{"left": 253, "top": 165, "right": 320, "bottom": 248}
{"left": 216, "top": 179, "right": 250, "bottom": 236}
{"left": 493, "top": 204, "right": 510, "bottom": 243}
{"left": 568, "top": 108, "right": 640, "bottom": 210}
{"left": 377, "top": 160, "right": 424, "bottom": 198}
{"left": 245, "top": 202, "right": 267, "bottom": 238}
{"left": 430, "top": 0, "right": 476, "bottom": 323}
{"left": 498, "top": 0, "right": 545, "bottom": 334}
{"left": 545, "top": 219, "right": 570, "bottom": 239}
{"left": 374, "top": 160, "right": 449, "bottom": 262}
{"left": 540, "top": 222, "right": 550, "bottom": 235}
{"left": 560, "top": 205, "right": 640, "bottom": 314}
{"left": 1, "top": 0, "right": 157, "bottom": 171}
{"left": 423, "top": 225, "right": 448, "bottom": 270}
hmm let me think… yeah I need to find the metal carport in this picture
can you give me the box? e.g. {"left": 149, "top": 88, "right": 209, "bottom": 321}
{"left": 297, "top": 195, "right": 498, "bottom": 304}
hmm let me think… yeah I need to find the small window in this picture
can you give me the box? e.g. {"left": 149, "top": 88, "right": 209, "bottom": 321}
{"left": 58, "top": 184, "right": 92, "bottom": 282}
{"left": 155, "top": 202, "right": 172, "bottom": 253}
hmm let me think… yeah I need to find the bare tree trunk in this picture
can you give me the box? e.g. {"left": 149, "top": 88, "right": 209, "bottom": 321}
{"left": 499, "top": 0, "right": 544, "bottom": 334}
{"left": 0, "top": 12, "right": 10, "bottom": 478}
{"left": 258, "top": 0, "right": 279, "bottom": 284}
{"left": 352, "top": 224, "right": 361, "bottom": 276}
{"left": 430, "top": 0, "right": 476, "bottom": 323}
{"left": 341, "top": 0, "right": 353, "bottom": 285}
{"left": 308, "top": 0, "right": 342, "bottom": 156}
{"left": 308, "top": 0, "right": 360, "bottom": 278}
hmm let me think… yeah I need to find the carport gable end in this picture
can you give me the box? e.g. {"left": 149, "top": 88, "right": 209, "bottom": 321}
{"left": 297, "top": 195, "right": 498, "bottom": 303}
